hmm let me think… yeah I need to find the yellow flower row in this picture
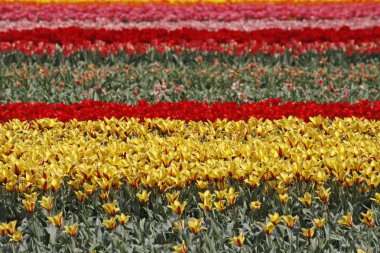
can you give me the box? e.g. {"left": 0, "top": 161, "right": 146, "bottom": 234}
{"left": 0, "top": 0, "right": 377, "bottom": 4}
{"left": 0, "top": 116, "right": 379, "bottom": 196}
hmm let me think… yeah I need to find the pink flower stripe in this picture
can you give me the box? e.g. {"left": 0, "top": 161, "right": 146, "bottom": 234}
{"left": 0, "top": 3, "right": 379, "bottom": 22}
{"left": 1, "top": 17, "right": 379, "bottom": 31}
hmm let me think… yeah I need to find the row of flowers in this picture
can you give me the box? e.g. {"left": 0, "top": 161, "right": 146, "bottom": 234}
{"left": 1, "top": 40, "right": 379, "bottom": 56}
{"left": 4, "top": 116, "right": 380, "bottom": 190}
{"left": 0, "top": 116, "right": 379, "bottom": 251}
{"left": 0, "top": 0, "right": 376, "bottom": 4}
{"left": 2, "top": 17, "right": 379, "bottom": 31}
{"left": 2, "top": 27, "right": 379, "bottom": 45}
{"left": 1, "top": 3, "right": 379, "bottom": 21}
{"left": 3, "top": 59, "right": 377, "bottom": 104}
{"left": 1, "top": 100, "right": 380, "bottom": 122}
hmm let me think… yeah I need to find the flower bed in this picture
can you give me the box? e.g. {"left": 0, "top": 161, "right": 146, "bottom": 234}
{"left": 0, "top": 0, "right": 379, "bottom": 252}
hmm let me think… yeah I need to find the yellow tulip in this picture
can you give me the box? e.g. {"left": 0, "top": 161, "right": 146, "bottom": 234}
{"left": 214, "top": 189, "right": 227, "bottom": 200}
{"left": 301, "top": 227, "right": 315, "bottom": 239}
{"left": 230, "top": 233, "right": 244, "bottom": 247}
{"left": 22, "top": 199, "right": 36, "bottom": 213}
{"left": 5, "top": 221, "right": 17, "bottom": 235}
{"left": 50, "top": 178, "right": 61, "bottom": 192}
{"left": 64, "top": 223, "right": 78, "bottom": 237}
{"left": 102, "top": 201, "right": 120, "bottom": 216}
{"left": 137, "top": 190, "right": 151, "bottom": 204}
{"left": 360, "top": 210, "right": 375, "bottom": 227}
{"left": 279, "top": 193, "right": 291, "bottom": 204}
{"left": 213, "top": 200, "right": 226, "bottom": 212}
{"left": 250, "top": 201, "right": 261, "bottom": 211}
{"left": 166, "top": 191, "right": 180, "bottom": 204}
{"left": 282, "top": 215, "right": 298, "bottom": 229}
{"left": 188, "top": 218, "right": 205, "bottom": 235}
{"left": 262, "top": 222, "right": 276, "bottom": 235}
{"left": 225, "top": 187, "right": 238, "bottom": 205}
{"left": 47, "top": 212, "right": 63, "bottom": 228}
{"left": 196, "top": 180, "right": 208, "bottom": 190}
{"left": 75, "top": 191, "right": 87, "bottom": 203}
{"left": 199, "top": 199, "right": 213, "bottom": 212}
{"left": 316, "top": 187, "right": 331, "bottom": 204}
{"left": 10, "top": 231, "right": 22, "bottom": 243}
{"left": 117, "top": 213, "right": 130, "bottom": 225}
{"left": 173, "top": 240, "right": 187, "bottom": 253}
{"left": 102, "top": 217, "right": 117, "bottom": 231}
{"left": 83, "top": 182, "right": 96, "bottom": 196}
{"left": 313, "top": 218, "right": 326, "bottom": 229}
{"left": 199, "top": 190, "right": 214, "bottom": 202}
{"left": 172, "top": 220, "right": 185, "bottom": 232}
{"left": 168, "top": 200, "right": 187, "bottom": 216}
{"left": 0, "top": 223, "right": 8, "bottom": 236}
{"left": 338, "top": 213, "right": 353, "bottom": 227}
{"left": 40, "top": 196, "right": 53, "bottom": 211}
{"left": 99, "top": 191, "right": 110, "bottom": 200}
{"left": 269, "top": 213, "right": 281, "bottom": 226}
{"left": 298, "top": 192, "right": 312, "bottom": 207}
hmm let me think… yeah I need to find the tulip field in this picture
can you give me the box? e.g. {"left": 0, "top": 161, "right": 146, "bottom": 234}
{"left": 1, "top": 0, "right": 380, "bottom": 252}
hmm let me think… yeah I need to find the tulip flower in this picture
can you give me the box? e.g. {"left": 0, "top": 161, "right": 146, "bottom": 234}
{"left": 168, "top": 200, "right": 187, "bottom": 216}
{"left": 262, "top": 222, "right": 276, "bottom": 235}
{"left": 338, "top": 213, "right": 353, "bottom": 227}
{"left": 166, "top": 191, "right": 180, "bottom": 204}
{"left": 75, "top": 191, "right": 87, "bottom": 203}
{"left": 99, "top": 191, "right": 110, "bottom": 200}
{"left": 5, "top": 221, "right": 17, "bottom": 236}
{"left": 199, "top": 190, "right": 214, "bottom": 202}
{"left": 282, "top": 215, "right": 298, "bottom": 229}
{"left": 83, "top": 183, "right": 96, "bottom": 196}
{"left": 47, "top": 212, "right": 63, "bottom": 228}
{"left": 137, "top": 190, "right": 151, "bottom": 204}
{"left": 40, "top": 196, "right": 53, "bottom": 211}
{"left": 196, "top": 180, "right": 208, "bottom": 190}
{"left": 199, "top": 199, "right": 213, "bottom": 212}
{"left": 230, "top": 233, "right": 244, "bottom": 247}
{"left": 102, "top": 217, "right": 117, "bottom": 231}
{"left": 360, "top": 210, "right": 375, "bottom": 227}
{"left": 10, "top": 231, "right": 22, "bottom": 243}
{"left": 0, "top": 223, "right": 8, "bottom": 236}
{"left": 64, "top": 223, "right": 79, "bottom": 237}
{"left": 173, "top": 240, "right": 187, "bottom": 253}
{"left": 279, "top": 193, "right": 291, "bottom": 204}
{"left": 188, "top": 218, "right": 205, "bottom": 235}
{"left": 225, "top": 187, "right": 238, "bottom": 205}
{"left": 313, "top": 218, "right": 326, "bottom": 229}
{"left": 213, "top": 200, "right": 226, "bottom": 212}
{"left": 298, "top": 192, "right": 312, "bottom": 207}
{"left": 102, "top": 201, "right": 119, "bottom": 216}
{"left": 214, "top": 189, "right": 227, "bottom": 200}
{"left": 301, "top": 227, "right": 315, "bottom": 239}
{"left": 250, "top": 201, "right": 261, "bottom": 211}
{"left": 117, "top": 213, "right": 130, "bottom": 225}
{"left": 316, "top": 187, "right": 331, "bottom": 204}
{"left": 172, "top": 220, "right": 185, "bottom": 232}
{"left": 22, "top": 199, "right": 36, "bottom": 213}
{"left": 269, "top": 213, "right": 281, "bottom": 226}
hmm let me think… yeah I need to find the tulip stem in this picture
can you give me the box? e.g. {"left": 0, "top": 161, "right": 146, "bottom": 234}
{"left": 11, "top": 244, "right": 16, "bottom": 253}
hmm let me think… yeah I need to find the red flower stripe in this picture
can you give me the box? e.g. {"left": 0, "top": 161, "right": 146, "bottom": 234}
{"left": 1, "top": 4, "right": 379, "bottom": 21}
{"left": 1, "top": 27, "right": 379, "bottom": 45}
{"left": 1, "top": 99, "right": 380, "bottom": 122}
